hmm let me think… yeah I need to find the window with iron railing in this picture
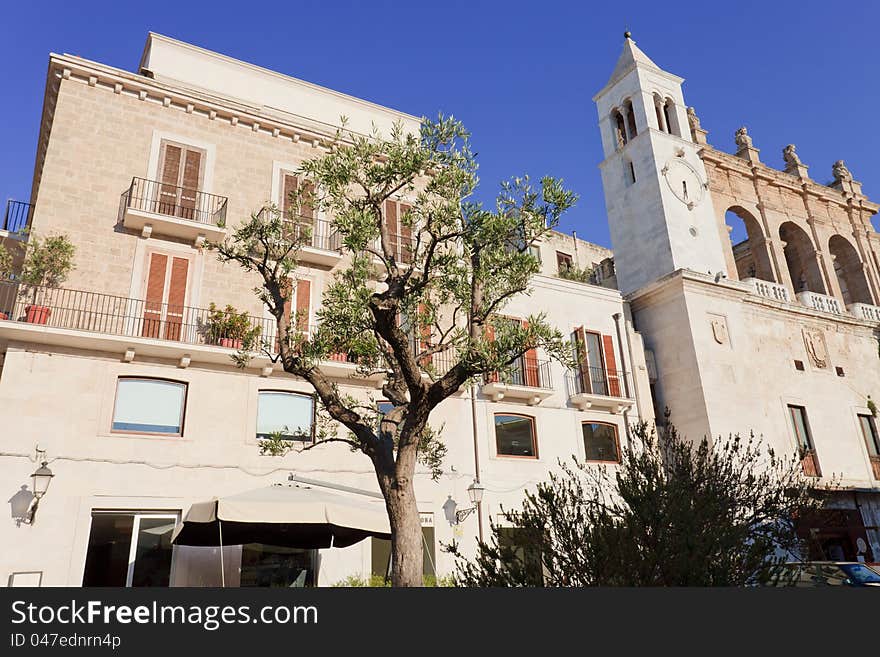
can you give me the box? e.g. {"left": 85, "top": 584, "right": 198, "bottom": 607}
{"left": 123, "top": 177, "right": 227, "bottom": 227}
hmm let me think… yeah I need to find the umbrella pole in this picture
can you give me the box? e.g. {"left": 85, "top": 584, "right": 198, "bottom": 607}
{"left": 219, "top": 519, "right": 226, "bottom": 588}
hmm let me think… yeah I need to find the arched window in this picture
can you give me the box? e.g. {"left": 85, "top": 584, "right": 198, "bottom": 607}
{"left": 829, "top": 235, "right": 873, "bottom": 305}
{"left": 653, "top": 93, "right": 667, "bottom": 132}
{"left": 624, "top": 99, "right": 637, "bottom": 139}
{"left": 725, "top": 206, "right": 774, "bottom": 282}
{"left": 494, "top": 413, "right": 538, "bottom": 458}
{"left": 256, "top": 390, "right": 315, "bottom": 442}
{"left": 779, "top": 222, "right": 825, "bottom": 294}
{"left": 611, "top": 109, "right": 627, "bottom": 149}
{"left": 664, "top": 98, "right": 680, "bottom": 137}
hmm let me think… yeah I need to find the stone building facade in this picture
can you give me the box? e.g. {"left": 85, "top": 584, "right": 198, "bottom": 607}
{"left": 0, "top": 34, "right": 651, "bottom": 586}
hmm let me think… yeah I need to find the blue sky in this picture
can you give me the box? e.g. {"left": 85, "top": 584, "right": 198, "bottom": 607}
{"left": 1, "top": 0, "right": 877, "bottom": 247}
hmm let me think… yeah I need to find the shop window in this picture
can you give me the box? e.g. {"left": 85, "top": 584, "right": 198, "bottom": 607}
{"left": 82, "top": 512, "right": 177, "bottom": 587}
{"left": 372, "top": 525, "right": 436, "bottom": 582}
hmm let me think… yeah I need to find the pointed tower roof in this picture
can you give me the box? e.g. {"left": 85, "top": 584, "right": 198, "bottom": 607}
{"left": 594, "top": 32, "right": 682, "bottom": 102}
{"left": 606, "top": 32, "right": 660, "bottom": 86}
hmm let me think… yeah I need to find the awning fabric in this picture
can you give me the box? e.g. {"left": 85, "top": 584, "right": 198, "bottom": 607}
{"left": 171, "top": 484, "right": 391, "bottom": 549}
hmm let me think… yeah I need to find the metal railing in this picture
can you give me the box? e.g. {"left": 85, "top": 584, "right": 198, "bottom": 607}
{"left": 373, "top": 233, "right": 415, "bottom": 265}
{"left": 566, "top": 365, "right": 632, "bottom": 399}
{"left": 0, "top": 280, "right": 273, "bottom": 347}
{"left": 123, "top": 177, "right": 228, "bottom": 227}
{"left": 2, "top": 200, "right": 33, "bottom": 234}
{"left": 487, "top": 357, "right": 553, "bottom": 389}
{"left": 257, "top": 208, "right": 341, "bottom": 252}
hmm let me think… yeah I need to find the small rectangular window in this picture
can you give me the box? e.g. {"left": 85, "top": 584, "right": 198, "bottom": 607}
{"left": 112, "top": 378, "right": 186, "bottom": 435}
{"left": 788, "top": 405, "right": 814, "bottom": 451}
{"left": 582, "top": 422, "right": 620, "bottom": 462}
{"left": 494, "top": 414, "right": 538, "bottom": 458}
{"left": 835, "top": 366, "right": 845, "bottom": 377}
{"left": 794, "top": 360, "right": 805, "bottom": 371}
{"left": 256, "top": 391, "right": 315, "bottom": 442}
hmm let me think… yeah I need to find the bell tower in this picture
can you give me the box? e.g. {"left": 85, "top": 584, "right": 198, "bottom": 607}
{"left": 594, "top": 33, "right": 727, "bottom": 296}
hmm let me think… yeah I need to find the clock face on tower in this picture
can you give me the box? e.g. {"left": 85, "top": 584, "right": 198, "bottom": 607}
{"left": 662, "top": 157, "right": 705, "bottom": 209}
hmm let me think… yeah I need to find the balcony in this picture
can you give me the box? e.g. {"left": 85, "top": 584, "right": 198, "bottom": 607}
{"left": 121, "top": 177, "right": 228, "bottom": 246}
{"left": 257, "top": 208, "right": 342, "bottom": 267}
{"left": 482, "top": 358, "right": 554, "bottom": 405}
{"left": 0, "top": 281, "right": 378, "bottom": 384}
{"left": 796, "top": 290, "right": 843, "bottom": 316}
{"left": 370, "top": 233, "right": 417, "bottom": 274}
{"left": 1, "top": 200, "right": 33, "bottom": 239}
{"left": 566, "top": 366, "right": 634, "bottom": 414}
{"left": 742, "top": 277, "right": 790, "bottom": 303}
{"left": 848, "top": 302, "right": 880, "bottom": 323}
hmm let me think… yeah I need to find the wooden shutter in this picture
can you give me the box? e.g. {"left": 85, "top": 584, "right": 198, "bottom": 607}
{"left": 142, "top": 253, "right": 168, "bottom": 339}
{"left": 522, "top": 320, "right": 539, "bottom": 387}
{"left": 571, "top": 327, "right": 590, "bottom": 393}
{"left": 485, "top": 320, "right": 498, "bottom": 383}
{"left": 178, "top": 150, "right": 202, "bottom": 220}
{"left": 159, "top": 145, "right": 182, "bottom": 215}
{"left": 385, "top": 200, "right": 400, "bottom": 261}
{"left": 602, "top": 335, "right": 621, "bottom": 397}
{"left": 295, "top": 279, "right": 311, "bottom": 334}
{"left": 282, "top": 174, "right": 298, "bottom": 216}
{"left": 164, "top": 257, "right": 189, "bottom": 341}
{"left": 399, "top": 203, "right": 412, "bottom": 264}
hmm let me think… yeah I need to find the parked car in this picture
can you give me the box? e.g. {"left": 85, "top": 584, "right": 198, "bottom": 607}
{"left": 769, "top": 562, "right": 880, "bottom": 587}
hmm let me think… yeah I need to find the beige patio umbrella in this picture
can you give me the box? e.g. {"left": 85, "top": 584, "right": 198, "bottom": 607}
{"left": 172, "top": 483, "right": 391, "bottom": 552}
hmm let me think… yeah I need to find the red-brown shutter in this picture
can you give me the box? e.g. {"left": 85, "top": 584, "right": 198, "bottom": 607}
{"left": 159, "top": 145, "right": 182, "bottom": 215}
{"left": 602, "top": 335, "right": 621, "bottom": 397}
{"left": 522, "top": 320, "right": 539, "bottom": 387}
{"left": 385, "top": 200, "right": 400, "bottom": 260}
{"left": 282, "top": 174, "right": 298, "bottom": 216}
{"left": 178, "top": 150, "right": 201, "bottom": 220}
{"left": 399, "top": 203, "right": 412, "bottom": 264}
{"left": 572, "top": 327, "right": 590, "bottom": 393}
{"left": 295, "top": 279, "right": 311, "bottom": 334}
{"left": 142, "top": 253, "right": 168, "bottom": 339}
{"left": 164, "top": 257, "right": 189, "bottom": 341}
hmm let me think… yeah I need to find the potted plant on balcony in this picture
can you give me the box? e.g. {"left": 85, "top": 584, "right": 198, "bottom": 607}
{"left": 0, "top": 243, "right": 14, "bottom": 320}
{"left": 15, "top": 233, "right": 76, "bottom": 325}
{"left": 205, "top": 303, "right": 261, "bottom": 349}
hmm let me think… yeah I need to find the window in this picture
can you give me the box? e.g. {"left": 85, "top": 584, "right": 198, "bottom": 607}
{"left": 794, "top": 360, "right": 805, "bottom": 371}
{"left": 627, "top": 160, "right": 636, "bottom": 185}
{"left": 112, "top": 378, "right": 186, "bottom": 435}
{"left": 528, "top": 245, "right": 542, "bottom": 264}
{"left": 582, "top": 422, "right": 620, "bottom": 462}
{"left": 788, "top": 405, "right": 814, "bottom": 451}
{"left": 494, "top": 414, "right": 537, "bottom": 458}
{"left": 82, "top": 512, "right": 177, "bottom": 586}
{"left": 859, "top": 414, "right": 880, "bottom": 458}
{"left": 157, "top": 141, "right": 205, "bottom": 220}
{"left": 498, "top": 527, "right": 543, "bottom": 585}
{"left": 256, "top": 391, "right": 314, "bottom": 441}
{"left": 556, "top": 251, "right": 573, "bottom": 274}
{"left": 789, "top": 405, "right": 820, "bottom": 477}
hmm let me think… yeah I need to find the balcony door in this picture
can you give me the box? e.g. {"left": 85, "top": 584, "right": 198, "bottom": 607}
{"left": 571, "top": 327, "right": 620, "bottom": 396}
{"left": 142, "top": 251, "right": 191, "bottom": 341}
{"left": 158, "top": 142, "right": 204, "bottom": 221}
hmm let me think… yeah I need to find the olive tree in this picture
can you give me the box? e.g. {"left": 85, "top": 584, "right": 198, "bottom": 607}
{"left": 213, "top": 116, "right": 576, "bottom": 586}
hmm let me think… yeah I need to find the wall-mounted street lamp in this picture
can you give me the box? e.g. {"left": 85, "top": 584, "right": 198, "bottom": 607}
{"left": 454, "top": 479, "right": 485, "bottom": 523}
{"left": 28, "top": 461, "right": 54, "bottom": 524}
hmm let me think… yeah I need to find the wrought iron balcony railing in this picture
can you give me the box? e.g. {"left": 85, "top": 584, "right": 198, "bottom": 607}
{"left": 256, "top": 208, "right": 341, "bottom": 252}
{"left": 123, "top": 177, "right": 228, "bottom": 227}
{"left": 487, "top": 357, "right": 553, "bottom": 389}
{"left": 566, "top": 366, "right": 632, "bottom": 399}
{"left": 2, "top": 200, "right": 33, "bottom": 234}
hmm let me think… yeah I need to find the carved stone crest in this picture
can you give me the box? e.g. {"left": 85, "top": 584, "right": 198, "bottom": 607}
{"left": 710, "top": 315, "right": 728, "bottom": 345}
{"left": 802, "top": 328, "right": 828, "bottom": 369}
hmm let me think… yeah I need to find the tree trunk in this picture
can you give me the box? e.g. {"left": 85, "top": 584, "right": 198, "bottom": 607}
{"left": 385, "top": 479, "right": 423, "bottom": 587}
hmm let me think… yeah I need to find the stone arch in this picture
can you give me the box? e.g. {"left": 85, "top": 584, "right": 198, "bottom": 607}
{"left": 725, "top": 206, "right": 775, "bottom": 281}
{"left": 664, "top": 97, "right": 680, "bottom": 137}
{"left": 828, "top": 234, "right": 873, "bottom": 305}
{"left": 623, "top": 98, "right": 637, "bottom": 139}
{"left": 779, "top": 221, "right": 825, "bottom": 294}
{"left": 610, "top": 108, "right": 627, "bottom": 149}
